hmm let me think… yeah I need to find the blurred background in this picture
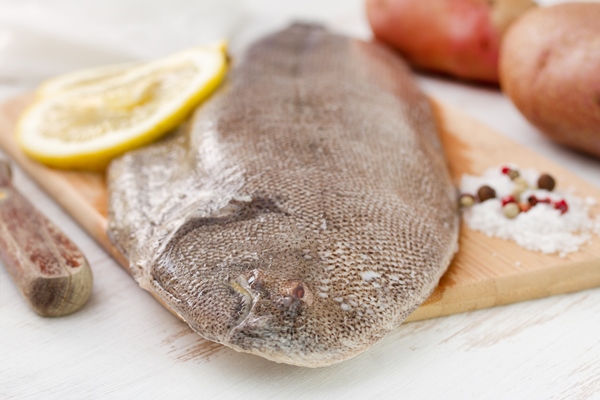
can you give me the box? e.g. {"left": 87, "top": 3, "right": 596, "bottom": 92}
{"left": 0, "top": 0, "right": 597, "bottom": 182}
{"left": 0, "top": 0, "right": 583, "bottom": 88}
{"left": 0, "top": 0, "right": 365, "bottom": 89}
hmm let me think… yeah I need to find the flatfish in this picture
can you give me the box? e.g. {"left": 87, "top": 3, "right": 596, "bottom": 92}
{"left": 107, "top": 23, "right": 459, "bottom": 367}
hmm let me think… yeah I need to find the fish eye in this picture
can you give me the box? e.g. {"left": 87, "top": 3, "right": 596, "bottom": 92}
{"left": 292, "top": 285, "right": 305, "bottom": 299}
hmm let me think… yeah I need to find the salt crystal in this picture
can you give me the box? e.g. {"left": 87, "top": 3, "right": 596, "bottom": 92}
{"left": 585, "top": 196, "right": 597, "bottom": 206}
{"left": 460, "top": 165, "right": 599, "bottom": 256}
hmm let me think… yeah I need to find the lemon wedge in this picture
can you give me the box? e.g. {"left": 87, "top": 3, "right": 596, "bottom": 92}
{"left": 17, "top": 45, "right": 228, "bottom": 171}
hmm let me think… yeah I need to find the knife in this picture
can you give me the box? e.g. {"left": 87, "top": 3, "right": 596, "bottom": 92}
{"left": 0, "top": 160, "right": 92, "bottom": 317}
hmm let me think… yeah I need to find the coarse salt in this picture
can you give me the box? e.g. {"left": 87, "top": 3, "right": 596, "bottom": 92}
{"left": 460, "top": 165, "right": 599, "bottom": 255}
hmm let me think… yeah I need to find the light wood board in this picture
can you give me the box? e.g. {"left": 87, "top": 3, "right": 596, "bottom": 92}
{"left": 0, "top": 94, "right": 599, "bottom": 322}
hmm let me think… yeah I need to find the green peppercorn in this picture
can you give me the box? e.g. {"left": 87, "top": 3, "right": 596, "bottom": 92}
{"left": 477, "top": 185, "right": 496, "bottom": 202}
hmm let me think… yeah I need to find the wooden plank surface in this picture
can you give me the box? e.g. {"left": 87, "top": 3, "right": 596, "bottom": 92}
{"left": 0, "top": 94, "right": 599, "bottom": 324}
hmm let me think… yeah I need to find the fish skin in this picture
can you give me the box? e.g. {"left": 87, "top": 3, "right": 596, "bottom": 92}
{"left": 107, "top": 23, "right": 459, "bottom": 367}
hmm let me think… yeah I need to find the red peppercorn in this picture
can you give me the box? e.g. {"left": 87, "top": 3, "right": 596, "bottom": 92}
{"left": 554, "top": 199, "right": 568, "bottom": 214}
{"left": 501, "top": 195, "right": 517, "bottom": 206}
{"left": 501, "top": 166, "right": 511, "bottom": 174}
{"left": 527, "top": 195, "right": 538, "bottom": 206}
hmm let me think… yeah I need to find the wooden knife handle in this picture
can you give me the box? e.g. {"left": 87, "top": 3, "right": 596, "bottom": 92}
{"left": 0, "top": 161, "right": 92, "bottom": 317}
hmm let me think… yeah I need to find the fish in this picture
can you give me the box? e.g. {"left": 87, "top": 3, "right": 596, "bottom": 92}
{"left": 107, "top": 23, "right": 459, "bottom": 367}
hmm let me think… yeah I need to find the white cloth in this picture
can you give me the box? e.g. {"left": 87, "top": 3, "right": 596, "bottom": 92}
{"left": 0, "top": 0, "right": 247, "bottom": 83}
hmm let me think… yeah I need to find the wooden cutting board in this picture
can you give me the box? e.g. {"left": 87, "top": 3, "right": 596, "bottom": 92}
{"left": 1, "top": 94, "right": 599, "bottom": 322}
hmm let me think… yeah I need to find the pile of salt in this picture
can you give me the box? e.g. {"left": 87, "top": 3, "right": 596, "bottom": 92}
{"left": 460, "top": 165, "right": 600, "bottom": 256}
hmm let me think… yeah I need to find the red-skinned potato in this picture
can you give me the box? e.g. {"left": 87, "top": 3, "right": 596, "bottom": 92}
{"left": 500, "top": 3, "right": 600, "bottom": 158}
{"left": 366, "top": 0, "right": 536, "bottom": 83}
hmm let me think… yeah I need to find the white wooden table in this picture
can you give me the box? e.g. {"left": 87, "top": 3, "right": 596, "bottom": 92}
{"left": 1, "top": 1, "right": 600, "bottom": 399}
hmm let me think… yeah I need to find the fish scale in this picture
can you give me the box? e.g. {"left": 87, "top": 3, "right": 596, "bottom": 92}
{"left": 107, "top": 23, "right": 459, "bottom": 367}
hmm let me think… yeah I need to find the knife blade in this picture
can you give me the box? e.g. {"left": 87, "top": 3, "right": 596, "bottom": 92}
{"left": 0, "top": 160, "right": 92, "bottom": 317}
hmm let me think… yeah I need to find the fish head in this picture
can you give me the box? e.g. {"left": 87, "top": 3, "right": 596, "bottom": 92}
{"left": 149, "top": 197, "right": 354, "bottom": 366}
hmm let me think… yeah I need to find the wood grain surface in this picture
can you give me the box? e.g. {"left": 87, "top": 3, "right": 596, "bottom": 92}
{"left": 0, "top": 94, "right": 599, "bottom": 323}
{"left": 0, "top": 161, "right": 93, "bottom": 317}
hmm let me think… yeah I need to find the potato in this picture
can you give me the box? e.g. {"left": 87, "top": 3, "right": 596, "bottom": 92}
{"left": 366, "top": 0, "right": 536, "bottom": 83}
{"left": 500, "top": 3, "right": 600, "bottom": 158}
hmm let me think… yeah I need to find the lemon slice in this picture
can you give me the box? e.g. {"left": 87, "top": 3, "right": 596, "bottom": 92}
{"left": 17, "top": 45, "right": 227, "bottom": 171}
{"left": 37, "top": 62, "right": 140, "bottom": 98}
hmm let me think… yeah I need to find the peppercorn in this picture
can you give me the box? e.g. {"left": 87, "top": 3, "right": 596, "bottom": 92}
{"left": 508, "top": 169, "right": 520, "bottom": 180}
{"left": 554, "top": 199, "right": 568, "bottom": 214}
{"left": 527, "top": 195, "right": 538, "bottom": 206}
{"left": 477, "top": 185, "right": 496, "bottom": 202}
{"left": 501, "top": 195, "right": 516, "bottom": 207}
{"left": 502, "top": 202, "right": 520, "bottom": 219}
{"left": 538, "top": 174, "right": 556, "bottom": 191}
{"left": 459, "top": 194, "right": 475, "bottom": 207}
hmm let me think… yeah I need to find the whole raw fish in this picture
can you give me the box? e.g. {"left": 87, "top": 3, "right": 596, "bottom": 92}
{"left": 108, "top": 23, "right": 459, "bottom": 367}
